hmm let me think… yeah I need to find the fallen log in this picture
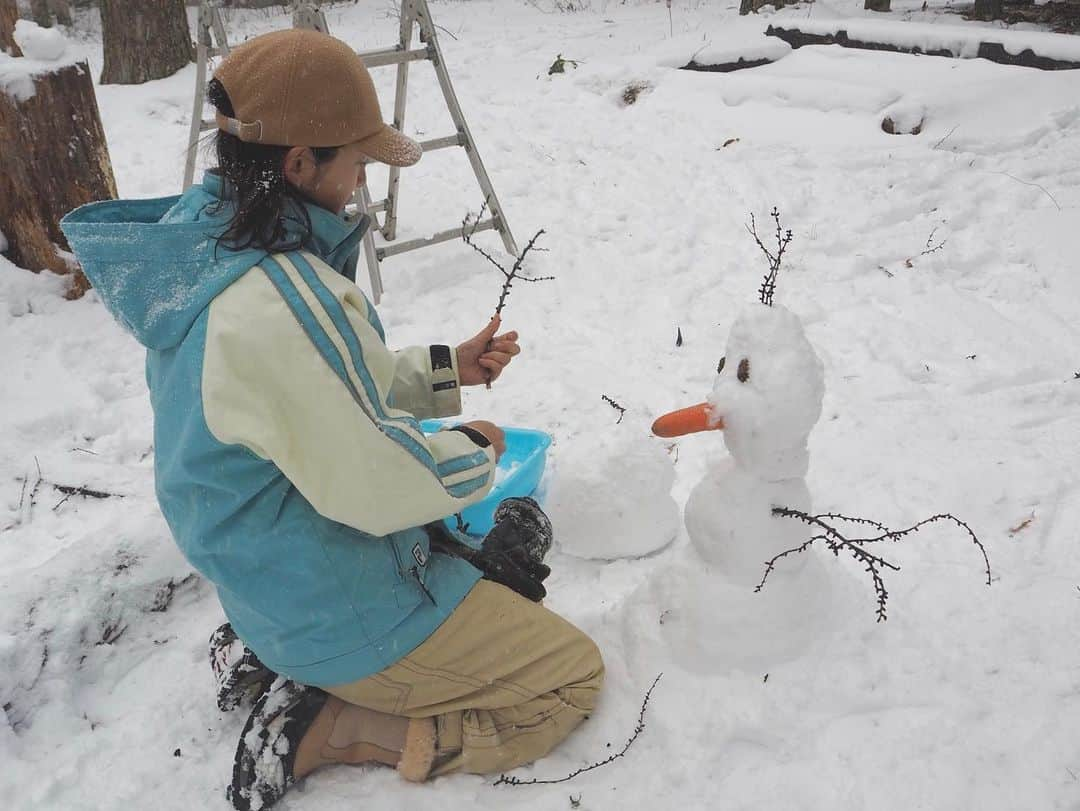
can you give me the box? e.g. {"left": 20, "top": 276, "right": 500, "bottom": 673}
{"left": 765, "top": 22, "right": 1080, "bottom": 70}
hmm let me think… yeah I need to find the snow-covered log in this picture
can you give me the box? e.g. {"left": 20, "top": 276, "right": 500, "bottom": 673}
{"left": 765, "top": 20, "right": 1080, "bottom": 70}
{"left": 0, "top": 56, "right": 116, "bottom": 289}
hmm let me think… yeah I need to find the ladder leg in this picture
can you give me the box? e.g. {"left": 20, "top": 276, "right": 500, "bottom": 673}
{"left": 413, "top": 0, "right": 519, "bottom": 256}
{"left": 358, "top": 185, "right": 385, "bottom": 304}
{"left": 381, "top": 0, "right": 415, "bottom": 242}
{"left": 184, "top": 2, "right": 218, "bottom": 192}
{"left": 184, "top": 38, "right": 208, "bottom": 191}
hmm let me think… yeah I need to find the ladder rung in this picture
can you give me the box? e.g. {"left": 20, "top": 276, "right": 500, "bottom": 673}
{"left": 199, "top": 119, "right": 215, "bottom": 132}
{"left": 418, "top": 134, "right": 463, "bottom": 152}
{"left": 366, "top": 198, "right": 388, "bottom": 213}
{"left": 377, "top": 218, "right": 497, "bottom": 260}
{"left": 357, "top": 46, "right": 430, "bottom": 68}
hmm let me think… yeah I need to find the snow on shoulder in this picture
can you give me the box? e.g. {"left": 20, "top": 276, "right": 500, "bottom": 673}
{"left": 1, "top": 20, "right": 78, "bottom": 102}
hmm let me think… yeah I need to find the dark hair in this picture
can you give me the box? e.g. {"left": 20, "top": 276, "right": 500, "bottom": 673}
{"left": 206, "top": 77, "right": 339, "bottom": 252}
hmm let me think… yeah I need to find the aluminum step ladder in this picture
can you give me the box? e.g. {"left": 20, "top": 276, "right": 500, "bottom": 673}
{"left": 183, "top": 0, "right": 518, "bottom": 304}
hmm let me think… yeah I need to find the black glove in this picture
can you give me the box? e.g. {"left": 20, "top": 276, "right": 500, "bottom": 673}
{"left": 425, "top": 498, "right": 553, "bottom": 602}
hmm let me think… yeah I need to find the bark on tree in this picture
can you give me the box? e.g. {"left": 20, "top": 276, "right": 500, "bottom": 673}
{"left": 100, "top": 0, "right": 193, "bottom": 85}
{"left": 0, "top": 0, "right": 21, "bottom": 56}
{"left": 0, "top": 60, "right": 117, "bottom": 295}
{"left": 30, "top": 0, "right": 52, "bottom": 27}
{"left": 865, "top": 0, "right": 892, "bottom": 11}
{"left": 52, "top": 0, "right": 73, "bottom": 27}
{"left": 973, "top": 0, "right": 1004, "bottom": 20}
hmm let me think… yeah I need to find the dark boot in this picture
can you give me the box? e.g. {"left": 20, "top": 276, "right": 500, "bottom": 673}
{"left": 227, "top": 677, "right": 329, "bottom": 811}
{"left": 209, "top": 622, "right": 275, "bottom": 712}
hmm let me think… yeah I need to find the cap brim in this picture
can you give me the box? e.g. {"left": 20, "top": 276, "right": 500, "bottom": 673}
{"left": 356, "top": 124, "right": 422, "bottom": 167}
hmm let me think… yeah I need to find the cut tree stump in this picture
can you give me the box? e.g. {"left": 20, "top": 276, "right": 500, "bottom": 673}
{"left": 0, "top": 0, "right": 21, "bottom": 56}
{"left": 0, "top": 60, "right": 117, "bottom": 296}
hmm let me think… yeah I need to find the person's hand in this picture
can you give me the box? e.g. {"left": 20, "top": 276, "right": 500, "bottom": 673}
{"left": 460, "top": 420, "right": 506, "bottom": 460}
{"left": 455, "top": 315, "right": 520, "bottom": 387}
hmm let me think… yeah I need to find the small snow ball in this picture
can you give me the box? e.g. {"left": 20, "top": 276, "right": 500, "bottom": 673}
{"left": 546, "top": 433, "right": 679, "bottom": 560}
{"left": 13, "top": 20, "right": 68, "bottom": 62}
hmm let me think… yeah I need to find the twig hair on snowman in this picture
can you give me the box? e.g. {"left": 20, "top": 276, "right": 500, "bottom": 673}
{"left": 651, "top": 207, "right": 825, "bottom": 585}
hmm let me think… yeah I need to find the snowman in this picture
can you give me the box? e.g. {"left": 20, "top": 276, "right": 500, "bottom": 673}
{"left": 626, "top": 271, "right": 840, "bottom": 673}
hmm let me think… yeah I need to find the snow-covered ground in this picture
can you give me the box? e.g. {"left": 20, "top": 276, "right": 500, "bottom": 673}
{"left": 3, "top": 1, "right": 1080, "bottom": 809}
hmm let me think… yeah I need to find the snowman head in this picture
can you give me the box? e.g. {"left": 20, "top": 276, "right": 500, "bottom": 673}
{"left": 652, "top": 304, "right": 824, "bottom": 481}
{"left": 708, "top": 304, "right": 824, "bottom": 481}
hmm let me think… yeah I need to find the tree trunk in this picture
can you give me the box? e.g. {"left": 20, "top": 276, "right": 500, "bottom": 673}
{"left": 51, "top": 0, "right": 73, "bottom": 27}
{"left": 973, "top": 0, "right": 1004, "bottom": 20}
{"left": 100, "top": 0, "right": 193, "bottom": 85}
{"left": 0, "top": 60, "right": 118, "bottom": 294}
{"left": 865, "top": 0, "right": 891, "bottom": 11}
{"left": 30, "top": 0, "right": 52, "bottom": 27}
{"left": 0, "top": 0, "right": 21, "bottom": 56}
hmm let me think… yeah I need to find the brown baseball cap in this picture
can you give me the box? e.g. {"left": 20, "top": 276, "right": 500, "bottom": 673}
{"left": 212, "top": 28, "right": 421, "bottom": 166}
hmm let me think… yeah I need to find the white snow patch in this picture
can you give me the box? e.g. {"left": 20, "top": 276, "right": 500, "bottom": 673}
{"left": 13, "top": 19, "right": 68, "bottom": 62}
{"left": 547, "top": 432, "right": 679, "bottom": 560}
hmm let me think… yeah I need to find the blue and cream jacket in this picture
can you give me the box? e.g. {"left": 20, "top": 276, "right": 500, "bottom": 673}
{"left": 60, "top": 175, "right": 493, "bottom": 686}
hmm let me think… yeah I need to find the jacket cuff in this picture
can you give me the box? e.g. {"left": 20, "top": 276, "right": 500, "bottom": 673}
{"left": 427, "top": 344, "right": 462, "bottom": 418}
{"left": 449, "top": 425, "right": 491, "bottom": 448}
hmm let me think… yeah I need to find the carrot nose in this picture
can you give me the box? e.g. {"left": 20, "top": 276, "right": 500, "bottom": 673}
{"left": 651, "top": 402, "right": 724, "bottom": 438}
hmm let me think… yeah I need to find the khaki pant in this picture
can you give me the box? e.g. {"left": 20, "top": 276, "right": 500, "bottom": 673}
{"left": 327, "top": 580, "right": 605, "bottom": 777}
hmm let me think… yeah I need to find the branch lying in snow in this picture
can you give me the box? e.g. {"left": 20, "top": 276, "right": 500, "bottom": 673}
{"left": 920, "top": 226, "right": 947, "bottom": 256}
{"left": 493, "top": 673, "right": 663, "bottom": 786}
{"left": 601, "top": 394, "right": 626, "bottom": 424}
{"left": 747, "top": 207, "right": 793, "bottom": 306}
{"left": 905, "top": 226, "right": 947, "bottom": 267}
{"left": 757, "top": 508, "right": 991, "bottom": 622}
{"left": 987, "top": 171, "right": 1061, "bottom": 211}
{"left": 7, "top": 459, "right": 125, "bottom": 524}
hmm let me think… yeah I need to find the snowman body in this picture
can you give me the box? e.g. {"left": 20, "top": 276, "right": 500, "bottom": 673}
{"left": 644, "top": 304, "right": 837, "bottom": 672}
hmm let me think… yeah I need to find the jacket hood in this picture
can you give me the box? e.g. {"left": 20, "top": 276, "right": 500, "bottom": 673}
{"left": 60, "top": 174, "right": 368, "bottom": 350}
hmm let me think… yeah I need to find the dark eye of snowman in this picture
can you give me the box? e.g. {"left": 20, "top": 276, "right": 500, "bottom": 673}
{"left": 716, "top": 356, "right": 726, "bottom": 374}
{"left": 737, "top": 358, "right": 750, "bottom": 383}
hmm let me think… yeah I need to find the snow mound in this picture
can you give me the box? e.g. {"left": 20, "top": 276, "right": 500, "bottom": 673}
{"left": 13, "top": 19, "right": 67, "bottom": 62}
{"left": 547, "top": 432, "right": 679, "bottom": 560}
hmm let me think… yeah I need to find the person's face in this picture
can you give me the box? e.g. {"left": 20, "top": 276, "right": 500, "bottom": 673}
{"left": 284, "top": 142, "right": 369, "bottom": 214}
{"left": 308, "top": 142, "right": 369, "bottom": 214}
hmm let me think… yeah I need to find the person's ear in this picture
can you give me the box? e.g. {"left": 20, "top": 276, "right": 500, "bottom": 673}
{"left": 283, "top": 146, "right": 315, "bottom": 190}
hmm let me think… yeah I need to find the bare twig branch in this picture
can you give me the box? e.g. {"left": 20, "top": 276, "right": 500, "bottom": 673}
{"left": 51, "top": 484, "right": 124, "bottom": 511}
{"left": 932, "top": 125, "right": 958, "bottom": 150}
{"left": 461, "top": 202, "right": 553, "bottom": 388}
{"left": 747, "top": 207, "right": 793, "bottom": 306}
{"left": 987, "top": 171, "right": 1061, "bottom": 211}
{"left": 919, "top": 226, "right": 947, "bottom": 257}
{"left": 757, "top": 508, "right": 990, "bottom": 622}
{"left": 494, "top": 673, "right": 663, "bottom": 786}
{"left": 601, "top": 395, "right": 626, "bottom": 424}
